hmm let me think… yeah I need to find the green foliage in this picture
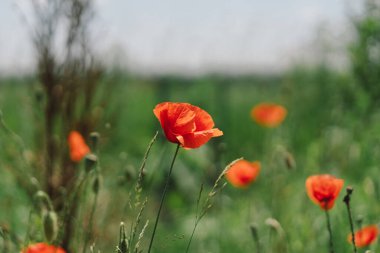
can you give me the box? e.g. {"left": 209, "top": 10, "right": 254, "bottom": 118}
{"left": 350, "top": 0, "right": 380, "bottom": 110}
{"left": 1, "top": 63, "right": 380, "bottom": 253}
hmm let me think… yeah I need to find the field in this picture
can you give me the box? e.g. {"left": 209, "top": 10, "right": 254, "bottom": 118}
{"left": 1, "top": 66, "right": 380, "bottom": 253}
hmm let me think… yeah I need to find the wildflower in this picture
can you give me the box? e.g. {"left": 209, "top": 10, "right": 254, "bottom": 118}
{"left": 153, "top": 102, "right": 223, "bottom": 148}
{"left": 21, "top": 243, "right": 66, "bottom": 253}
{"left": 68, "top": 131, "right": 90, "bottom": 162}
{"left": 306, "top": 174, "right": 344, "bottom": 210}
{"left": 251, "top": 103, "right": 287, "bottom": 128}
{"left": 348, "top": 225, "right": 379, "bottom": 248}
{"left": 225, "top": 160, "right": 260, "bottom": 188}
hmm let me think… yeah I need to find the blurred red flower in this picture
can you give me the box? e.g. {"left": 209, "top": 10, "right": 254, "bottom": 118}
{"left": 68, "top": 131, "right": 90, "bottom": 162}
{"left": 305, "top": 174, "right": 344, "bottom": 210}
{"left": 153, "top": 102, "right": 223, "bottom": 149}
{"left": 251, "top": 103, "right": 287, "bottom": 128}
{"left": 21, "top": 243, "right": 66, "bottom": 253}
{"left": 348, "top": 225, "right": 379, "bottom": 248}
{"left": 226, "top": 160, "right": 260, "bottom": 188}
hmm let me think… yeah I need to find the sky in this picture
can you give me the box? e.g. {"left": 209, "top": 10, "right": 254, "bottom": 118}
{"left": 0, "top": 0, "right": 362, "bottom": 76}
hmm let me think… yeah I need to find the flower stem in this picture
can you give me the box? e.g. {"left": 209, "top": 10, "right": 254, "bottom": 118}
{"left": 147, "top": 144, "right": 180, "bottom": 253}
{"left": 82, "top": 173, "right": 100, "bottom": 253}
{"left": 343, "top": 187, "right": 357, "bottom": 253}
{"left": 324, "top": 209, "right": 334, "bottom": 253}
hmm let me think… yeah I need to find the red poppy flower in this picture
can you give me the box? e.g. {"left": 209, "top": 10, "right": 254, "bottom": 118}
{"left": 153, "top": 102, "right": 223, "bottom": 149}
{"left": 68, "top": 131, "right": 90, "bottom": 162}
{"left": 251, "top": 103, "right": 287, "bottom": 128}
{"left": 305, "top": 174, "right": 344, "bottom": 210}
{"left": 21, "top": 243, "right": 66, "bottom": 253}
{"left": 226, "top": 160, "right": 260, "bottom": 188}
{"left": 348, "top": 225, "right": 379, "bottom": 248}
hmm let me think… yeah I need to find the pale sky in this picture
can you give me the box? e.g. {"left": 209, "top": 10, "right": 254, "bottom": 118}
{"left": 0, "top": 0, "right": 362, "bottom": 76}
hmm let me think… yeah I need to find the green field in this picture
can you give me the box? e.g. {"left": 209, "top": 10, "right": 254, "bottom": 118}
{"left": 1, "top": 65, "right": 380, "bottom": 253}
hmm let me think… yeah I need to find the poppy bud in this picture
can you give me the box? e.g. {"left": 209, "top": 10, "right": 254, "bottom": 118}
{"left": 284, "top": 151, "right": 296, "bottom": 170}
{"left": 89, "top": 132, "right": 100, "bottom": 150}
{"left": 92, "top": 174, "right": 102, "bottom": 194}
{"left": 85, "top": 154, "right": 98, "bottom": 173}
{"left": 346, "top": 186, "right": 354, "bottom": 195}
{"left": 265, "top": 217, "right": 285, "bottom": 237}
{"left": 118, "top": 222, "right": 128, "bottom": 253}
{"left": 250, "top": 223, "right": 259, "bottom": 239}
{"left": 33, "top": 190, "right": 53, "bottom": 213}
{"left": 250, "top": 223, "right": 261, "bottom": 252}
{"left": 43, "top": 211, "right": 58, "bottom": 243}
{"left": 30, "top": 177, "right": 41, "bottom": 192}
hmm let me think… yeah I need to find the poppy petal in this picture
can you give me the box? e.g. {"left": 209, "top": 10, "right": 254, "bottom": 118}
{"left": 192, "top": 106, "right": 215, "bottom": 130}
{"left": 226, "top": 160, "right": 260, "bottom": 188}
{"left": 168, "top": 103, "right": 196, "bottom": 134}
{"left": 176, "top": 128, "right": 223, "bottom": 149}
{"left": 153, "top": 102, "right": 223, "bottom": 148}
{"left": 305, "top": 174, "right": 344, "bottom": 210}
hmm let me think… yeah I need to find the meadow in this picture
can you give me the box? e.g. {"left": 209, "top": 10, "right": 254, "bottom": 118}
{"left": 1, "top": 65, "right": 380, "bottom": 253}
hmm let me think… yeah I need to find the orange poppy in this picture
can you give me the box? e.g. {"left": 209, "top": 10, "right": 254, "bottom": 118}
{"left": 251, "top": 103, "right": 287, "bottom": 128}
{"left": 21, "top": 243, "right": 66, "bottom": 253}
{"left": 305, "top": 174, "right": 344, "bottom": 210}
{"left": 153, "top": 102, "right": 223, "bottom": 149}
{"left": 68, "top": 131, "right": 90, "bottom": 162}
{"left": 225, "top": 160, "right": 260, "bottom": 188}
{"left": 348, "top": 225, "right": 379, "bottom": 248}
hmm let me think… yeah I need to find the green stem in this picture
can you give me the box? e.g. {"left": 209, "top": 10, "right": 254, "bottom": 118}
{"left": 57, "top": 171, "right": 88, "bottom": 247}
{"left": 185, "top": 184, "right": 204, "bottom": 253}
{"left": 344, "top": 189, "right": 357, "bottom": 253}
{"left": 250, "top": 225, "right": 261, "bottom": 253}
{"left": 346, "top": 203, "right": 357, "bottom": 253}
{"left": 82, "top": 173, "right": 99, "bottom": 253}
{"left": 324, "top": 209, "right": 334, "bottom": 253}
{"left": 185, "top": 220, "right": 199, "bottom": 253}
{"left": 147, "top": 144, "right": 180, "bottom": 253}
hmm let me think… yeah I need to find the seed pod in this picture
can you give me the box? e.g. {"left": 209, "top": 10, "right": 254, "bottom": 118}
{"left": 85, "top": 154, "right": 98, "bottom": 173}
{"left": 284, "top": 151, "right": 296, "bottom": 170}
{"left": 92, "top": 174, "right": 102, "bottom": 194}
{"left": 43, "top": 211, "right": 58, "bottom": 243}
{"left": 33, "top": 190, "right": 53, "bottom": 213}
{"left": 118, "top": 222, "right": 128, "bottom": 253}
{"left": 89, "top": 132, "right": 100, "bottom": 150}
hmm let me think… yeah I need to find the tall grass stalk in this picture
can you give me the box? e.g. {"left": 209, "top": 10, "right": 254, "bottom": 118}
{"left": 57, "top": 169, "right": 91, "bottom": 246}
{"left": 185, "top": 158, "right": 242, "bottom": 253}
{"left": 82, "top": 172, "right": 100, "bottom": 253}
{"left": 147, "top": 143, "right": 180, "bottom": 253}
{"left": 250, "top": 224, "right": 261, "bottom": 253}
{"left": 134, "top": 131, "right": 158, "bottom": 207}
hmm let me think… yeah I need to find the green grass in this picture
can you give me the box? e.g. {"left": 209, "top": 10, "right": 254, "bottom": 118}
{"left": 1, "top": 67, "right": 380, "bottom": 252}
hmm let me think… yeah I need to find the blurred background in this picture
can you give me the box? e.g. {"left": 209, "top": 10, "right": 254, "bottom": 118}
{"left": 1, "top": 0, "right": 380, "bottom": 252}
{"left": 0, "top": 0, "right": 361, "bottom": 75}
